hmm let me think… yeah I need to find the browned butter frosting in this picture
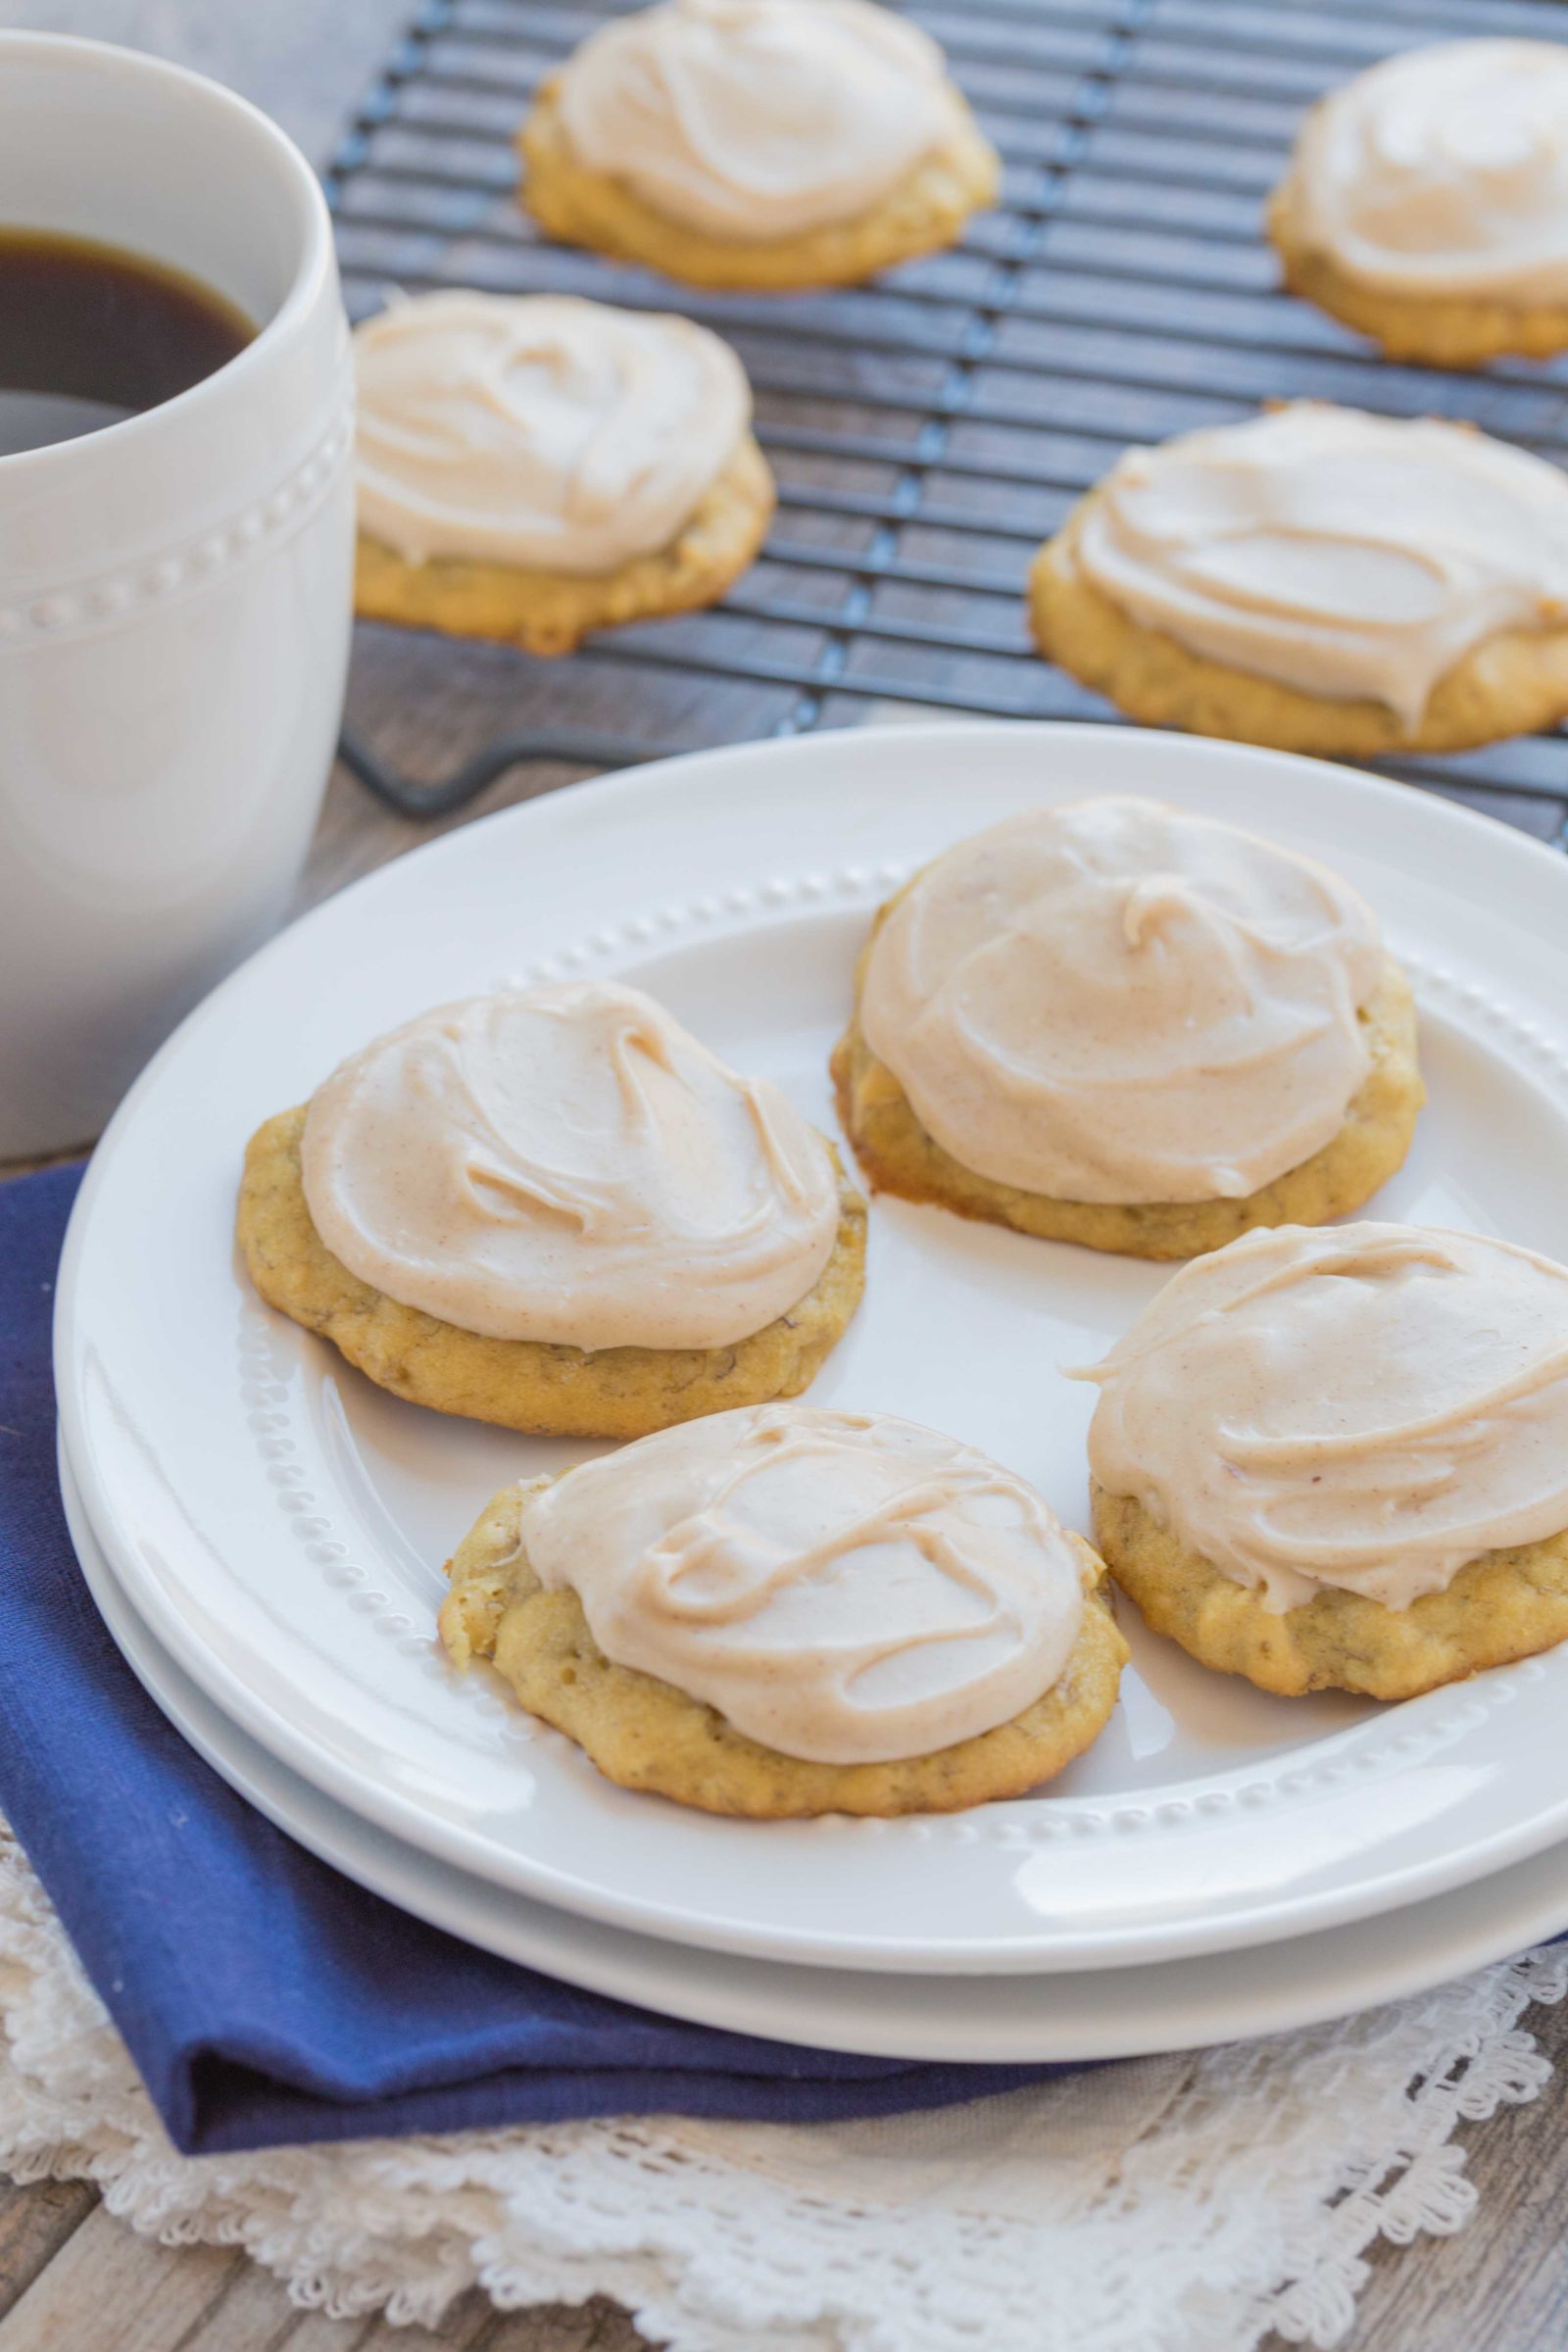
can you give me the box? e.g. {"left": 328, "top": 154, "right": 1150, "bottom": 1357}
{"left": 1081, "top": 1222, "right": 1568, "bottom": 1612}
{"left": 1073, "top": 404, "right": 1568, "bottom": 727}
{"left": 300, "top": 980, "right": 840, "bottom": 1352}
{"left": 553, "top": 0, "right": 961, "bottom": 240}
{"left": 518, "top": 1403, "right": 1091, "bottom": 1762}
{"left": 353, "top": 291, "right": 750, "bottom": 574}
{"left": 1289, "top": 41, "right": 1568, "bottom": 303}
{"left": 858, "top": 797, "right": 1383, "bottom": 1205}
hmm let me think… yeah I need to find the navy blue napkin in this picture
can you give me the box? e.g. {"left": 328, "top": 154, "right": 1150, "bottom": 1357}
{"left": 0, "top": 1163, "right": 1063, "bottom": 2155}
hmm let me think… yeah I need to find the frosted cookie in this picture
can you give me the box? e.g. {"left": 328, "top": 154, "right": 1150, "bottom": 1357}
{"left": 237, "top": 980, "right": 865, "bottom": 1439}
{"left": 1028, "top": 403, "right": 1568, "bottom": 756}
{"left": 440, "top": 1404, "right": 1127, "bottom": 1817}
{"left": 519, "top": 0, "right": 999, "bottom": 292}
{"left": 1268, "top": 42, "right": 1568, "bottom": 366}
{"left": 352, "top": 291, "right": 773, "bottom": 656}
{"left": 1083, "top": 1223, "right": 1568, "bottom": 1700}
{"left": 832, "top": 797, "right": 1422, "bottom": 1260}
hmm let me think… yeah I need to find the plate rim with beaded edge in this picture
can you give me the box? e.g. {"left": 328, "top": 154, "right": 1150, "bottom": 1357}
{"left": 53, "top": 720, "right": 1568, "bottom": 1975}
{"left": 59, "top": 1433, "right": 1568, "bottom": 2061}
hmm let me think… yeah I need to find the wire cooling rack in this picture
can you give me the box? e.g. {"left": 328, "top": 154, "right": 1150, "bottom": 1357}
{"left": 326, "top": 0, "right": 1568, "bottom": 842}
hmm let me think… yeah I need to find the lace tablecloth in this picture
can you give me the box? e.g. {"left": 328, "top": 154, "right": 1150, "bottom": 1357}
{"left": 2, "top": 1829, "right": 1562, "bottom": 2350}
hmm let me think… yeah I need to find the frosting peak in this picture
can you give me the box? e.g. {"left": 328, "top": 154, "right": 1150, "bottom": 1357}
{"left": 555, "top": 0, "right": 958, "bottom": 240}
{"left": 519, "top": 1405, "right": 1090, "bottom": 1763}
{"left": 1290, "top": 40, "right": 1568, "bottom": 302}
{"left": 300, "top": 981, "right": 840, "bottom": 1351}
{"left": 353, "top": 292, "right": 749, "bottom": 573}
{"left": 858, "top": 797, "right": 1383, "bottom": 1205}
{"left": 1083, "top": 1223, "right": 1568, "bottom": 1612}
{"left": 1074, "top": 404, "right": 1568, "bottom": 726}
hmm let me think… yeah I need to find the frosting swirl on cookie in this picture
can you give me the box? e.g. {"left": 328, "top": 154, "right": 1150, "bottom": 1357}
{"left": 1082, "top": 1223, "right": 1568, "bottom": 1612}
{"left": 353, "top": 292, "right": 750, "bottom": 573}
{"left": 300, "top": 981, "right": 839, "bottom": 1351}
{"left": 518, "top": 1404, "right": 1090, "bottom": 1763}
{"left": 1288, "top": 41, "right": 1568, "bottom": 302}
{"left": 553, "top": 0, "right": 958, "bottom": 240}
{"left": 1072, "top": 405, "right": 1568, "bottom": 727}
{"left": 858, "top": 797, "right": 1383, "bottom": 1205}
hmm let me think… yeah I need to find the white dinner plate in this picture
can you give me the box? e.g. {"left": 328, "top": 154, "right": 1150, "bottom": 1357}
{"left": 62, "top": 1430, "right": 1568, "bottom": 2063}
{"left": 54, "top": 722, "right": 1568, "bottom": 1974}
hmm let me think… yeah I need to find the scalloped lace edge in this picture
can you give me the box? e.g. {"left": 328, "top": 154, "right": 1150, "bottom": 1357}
{"left": 0, "top": 1826, "right": 1562, "bottom": 2352}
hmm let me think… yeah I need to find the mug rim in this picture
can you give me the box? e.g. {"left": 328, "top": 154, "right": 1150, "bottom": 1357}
{"left": 0, "top": 30, "right": 338, "bottom": 480}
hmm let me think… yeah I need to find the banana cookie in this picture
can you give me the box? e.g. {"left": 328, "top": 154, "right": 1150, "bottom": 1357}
{"left": 440, "top": 1403, "right": 1128, "bottom": 1818}
{"left": 832, "top": 797, "right": 1422, "bottom": 1260}
{"left": 238, "top": 980, "right": 865, "bottom": 1439}
{"left": 353, "top": 291, "right": 772, "bottom": 656}
{"left": 1268, "top": 41, "right": 1568, "bottom": 367}
{"left": 519, "top": 0, "right": 998, "bottom": 291}
{"left": 1083, "top": 1223, "right": 1568, "bottom": 1700}
{"left": 1029, "top": 404, "right": 1568, "bottom": 757}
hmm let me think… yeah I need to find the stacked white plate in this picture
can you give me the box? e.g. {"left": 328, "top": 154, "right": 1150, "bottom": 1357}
{"left": 54, "top": 723, "right": 1568, "bottom": 2063}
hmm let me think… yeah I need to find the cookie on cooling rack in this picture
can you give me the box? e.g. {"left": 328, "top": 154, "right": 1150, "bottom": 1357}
{"left": 1082, "top": 1222, "right": 1568, "bottom": 1700}
{"left": 831, "top": 795, "right": 1422, "bottom": 1261}
{"left": 439, "top": 1404, "right": 1128, "bottom": 1818}
{"left": 351, "top": 290, "right": 773, "bottom": 657}
{"left": 1028, "top": 404, "right": 1568, "bottom": 758}
{"left": 237, "top": 979, "right": 865, "bottom": 1440}
{"left": 517, "top": 0, "right": 998, "bottom": 292}
{"left": 1267, "top": 41, "right": 1568, "bottom": 368}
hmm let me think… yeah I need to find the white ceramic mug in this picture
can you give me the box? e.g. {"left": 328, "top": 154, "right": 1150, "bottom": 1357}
{"left": 0, "top": 34, "right": 355, "bottom": 1158}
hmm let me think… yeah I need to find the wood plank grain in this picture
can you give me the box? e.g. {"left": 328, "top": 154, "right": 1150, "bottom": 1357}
{"left": 1329, "top": 1990, "right": 1568, "bottom": 2352}
{"left": 482, "top": 2303, "right": 650, "bottom": 2352}
{"left": 264, "top": 2307, "right": 386, "bottom": 2352}
{"left": 0, "top": 2183, "right": 96, "bottom": 2317}
{"left": 0, "top": 2205, "right": 243, "bottom": 2352}
{"left": 356, "top": 2289, "right": 498, "bottom": 2348}
{"left": 157, "top": 2256, "right": 345, "bottom": 2352}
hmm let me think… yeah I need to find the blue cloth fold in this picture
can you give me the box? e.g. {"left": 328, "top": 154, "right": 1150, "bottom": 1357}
{"left": 0, "top": 1163, "right": 1062, "bottom": 2154}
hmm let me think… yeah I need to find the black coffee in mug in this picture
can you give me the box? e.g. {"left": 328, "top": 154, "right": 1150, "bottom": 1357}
{"left": 0, "top": 227, "right": 253, "bottom": 457}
